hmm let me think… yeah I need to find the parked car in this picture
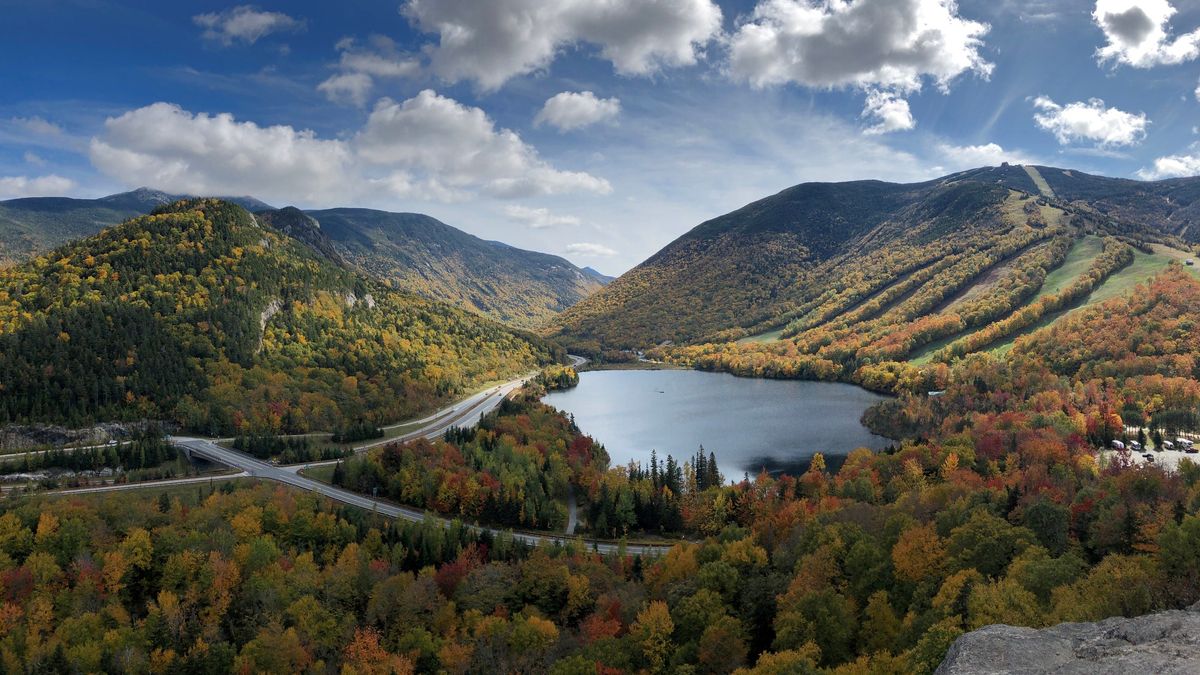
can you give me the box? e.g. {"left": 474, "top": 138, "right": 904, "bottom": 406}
{"left": 1163, "top": 440, "right": 1175, "bottom": 450}
{"left": 1129, "top": 441, "right": 1142, "bottom": 451}
{"left": 1143, "top": 453, "right": 1155, "bottom": 461}
{"left": 1111, "top": 440, "right": 1126, "bottom": 450}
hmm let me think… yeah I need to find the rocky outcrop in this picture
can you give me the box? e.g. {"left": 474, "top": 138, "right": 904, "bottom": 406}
{"left": 936, "top": 604, "right": 1200, "bottom": 674}
{"left": 255, "top": 206, "right": 347, "bottom": 266}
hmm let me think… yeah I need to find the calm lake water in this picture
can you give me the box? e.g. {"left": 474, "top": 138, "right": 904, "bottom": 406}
{"left": 542, "top": 369, "right": 893, "bottom": 480}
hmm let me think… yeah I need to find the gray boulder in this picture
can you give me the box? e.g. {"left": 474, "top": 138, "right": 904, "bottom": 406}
{"left": 936, "top": 604, "right": 1200, "bottom": 674}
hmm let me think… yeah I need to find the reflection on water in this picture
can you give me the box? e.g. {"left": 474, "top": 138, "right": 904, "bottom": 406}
{"left": 543, "top": 369, "right": 893, "bottom": 480}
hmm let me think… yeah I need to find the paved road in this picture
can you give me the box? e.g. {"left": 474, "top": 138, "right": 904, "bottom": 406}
{"left": 51, "top": 472, "right": 250, "bottom": 494}
{"left": 174, "top": 436, "right": 670, "bottom": 556}
{"left": 20, "top": 356, "right": 663, "bottom": 554}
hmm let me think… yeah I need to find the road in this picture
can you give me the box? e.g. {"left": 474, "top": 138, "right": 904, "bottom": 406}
{"left": 173, "top": 436, "right": 669, "bottom": 556}
{"left": 17, "top": 355, "right": 658, "bottom": 553}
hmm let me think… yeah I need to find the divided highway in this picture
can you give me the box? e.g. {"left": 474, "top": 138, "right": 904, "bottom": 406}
{"left": 163, "top": 355, "right": 673, "bottom": 557}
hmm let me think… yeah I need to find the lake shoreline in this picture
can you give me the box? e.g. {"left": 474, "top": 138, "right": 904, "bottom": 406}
{"left": 543, "top": 368, "right": 892, "bottom": 479}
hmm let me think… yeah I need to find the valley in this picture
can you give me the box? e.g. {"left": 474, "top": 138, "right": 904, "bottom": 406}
{"left": 4, "top": 166, "right": 1200, "bottom": 675}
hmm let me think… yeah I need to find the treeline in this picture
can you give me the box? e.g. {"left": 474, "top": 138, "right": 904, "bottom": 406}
{"left": 535, "top": 364, "right": 579, "bottom": 391}
{"left": 0, "top": 429, "right": 177, "bottom": 474}
{"left": 333, "top": 396, "right": 608, "bottom": 530}
{"left": 231, "top": 435, "right": 352, "bottom": 463}
{"left": 330, "top": 423, "right": 384, "bottom": 443}
{"left": 930, "top": 237, "right": 1133, "bottom": 361}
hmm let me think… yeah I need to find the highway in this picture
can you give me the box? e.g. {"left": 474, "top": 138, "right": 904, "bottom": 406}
{"left": 16, "top": 355, "right": 669, "bottom": 554}
{"left": 157, "top": 355, "right": 669, "bottom": 556}
{"left": 173, "top": 435, "right": 671, "bottom": 556}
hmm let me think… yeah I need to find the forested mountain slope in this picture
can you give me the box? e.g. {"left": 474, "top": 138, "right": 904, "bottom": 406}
{"left": 552, "top": 167, "right": 1200, "bottom": 366}
{"left": 295, "top": 207, "right": 608, "bottom": 330}
{"left": 0, "top": 190, "right": 608, "bottom": 329}
{"left": 0, "top": 188, "right": 270, "bottom": 266}
{"left": 0, "top": 199, "right": 558, "bottom": 433}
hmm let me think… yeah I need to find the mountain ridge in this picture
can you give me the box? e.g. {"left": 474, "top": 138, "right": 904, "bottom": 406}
{"left": 0, "top": 190, "right": 608, "bottom": 330}
{"left": 551, "top": 165, "right": 1200, "bottom": 357}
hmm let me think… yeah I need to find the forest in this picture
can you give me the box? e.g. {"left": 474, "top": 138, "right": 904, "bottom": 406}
{"left": 0, "top": 200, "right": 559, "bottom": 435}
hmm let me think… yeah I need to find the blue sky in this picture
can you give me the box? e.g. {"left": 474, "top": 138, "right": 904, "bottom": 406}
{"left": 3, "top": 0, "right": 1200, "bottom": 273}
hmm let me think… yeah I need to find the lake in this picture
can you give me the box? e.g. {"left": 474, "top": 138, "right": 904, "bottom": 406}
{"left": 542, "top": 369, "right": 893, "bottom": 480}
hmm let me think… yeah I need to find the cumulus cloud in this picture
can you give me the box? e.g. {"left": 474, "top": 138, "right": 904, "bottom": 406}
{"left": 1031, "top": 96, "right": 1148, "bottom": 147}
{"left": 1137, "top": 153, "right": 1200, "bottom": 179}
{"left": 565, "top": 242, "right": 617, "bottom": 257}
{"left": 534, "top": 92, "right": 622, "bottom": 131}
{"left": 318, "top": 36, "right": 420, "bottom": 106}
{"left": 193, "top": 5, "right": 304, "bottom": 45}
{"left": 88, "top": 93, "right": 609, "bottom": 205}
{"left": 317, "top": 73, "right": 374, "bottom": 107}
{"left": 1093, "top": 0, "right": 1200, "bottom": 68}
{"left": 357, "top": 90, "right": 611, "bottom": 199}
{"left": 89, "top": 103, "right": 355, "bottom": 203}
{"left": 861, "top": 90, "right": 915, "bottom": 134}
{"left": 402, "top": 0, "right": 722, "bottom": 90}
{"left": 936, "top": 142, "right": 1034, "bottom": 169}
{"left": 0, "top": 175, "right": 75, "bottom": 199}
{"left": 504, "top": 205, "right": 582, "bottom": 228}
{"left": 728, "top": 0, "right": 992, "bottom": 92}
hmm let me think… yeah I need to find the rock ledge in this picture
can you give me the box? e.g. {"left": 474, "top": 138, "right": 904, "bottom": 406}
{"left": 936, "top": 604, "right": 1200, "bottom": 674}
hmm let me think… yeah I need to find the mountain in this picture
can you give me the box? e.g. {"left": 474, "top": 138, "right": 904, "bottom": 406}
{"left": 0, "top": 188, "right": 273, "bottom": 266}
{"left": 1, "top": 191, "right": 608, "bottom": 330}
{"left": 282, "top": 207, "right": 608, "bottom": 330}
{"left": 551, "top": 166, "right": 1200, "bottom": 367}
{"left": 0, "top": 199, "right": 559, "bottom": 434}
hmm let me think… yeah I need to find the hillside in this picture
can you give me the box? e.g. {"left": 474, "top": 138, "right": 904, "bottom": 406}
{"left": 552, "top": 166, "right": 1200, "bottom": 382}
{"left": 0, "top": 199, "right": 559, "bottom": 434}
{"left": 293, "top": 207, "right": 608, "bottom": 330}
{"left": 0, "top": 188, "right": 272, "bottom": 266}
{"left": 0, "top": 191, "right": 608, "bottom": 329}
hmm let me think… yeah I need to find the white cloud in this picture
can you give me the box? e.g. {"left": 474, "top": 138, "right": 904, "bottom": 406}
{"left": 10, "top": 116, "right": 63, "bottom": 136}
{"left": 23, "top": 152, "right": 46, "bottom": 167}
{"left": 861, "top": 90, "right": 915, "bottom": 134}
{"left": 357, "top": 90, "right": 611, "bottom": 199}
{"left": 89, "top": 103, "right": 356, "bottom": 203}
{"left": 534, "top": 91, "right": 622, "bottom": 131}
{"left": 504, "top": 205, "right": 582, "bottom": 228}
{"left": 0, "top": 175, "right": 75, "bottom": 200}
{"left": 193, "top": 5, "right": 304, "bottom": 45}
{"left": 337, "top": 36, "right": 421, "bottom": 78}
{"left": 87, "top": 93, "right": 609, "bottom": 205}
{"left": 728, "top": 0, "right": 992, "bottom": 92}
{"left": 317, "top": 73, "right": 374, "bottom": 107}
{"left": 935, "top": 142, "right": 1034, "bottom": 169}
{"left": 1031, "top": 96, "right": 1148, "bottom": 146}
{"left": 1093, "top": 0, "right": 1200, "bottom": 68}
{"left": 565, "top": 242, "right": 617, "bottom": 257}
{"left": 402, "top": 0, "right": 722, "bottom": 90}
{"left": 318, "top": 36, "right": 421, "bottom": 106}
{"left": 1137, "top": 153, "right": 1200, "bottom": 179}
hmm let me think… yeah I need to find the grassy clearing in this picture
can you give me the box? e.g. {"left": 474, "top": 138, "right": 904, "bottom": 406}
{"left": 1039, "top": 235, "right": 1103, "bottom": 296}
{"left": 1023, "top": 165, "right": 1056, "bottom": 199}
{"left": 986, "top": 246, "right": 1192, "bottom": 356}
{"left": 737, "top": 327, "right": 785, "bottom": 344}
{"left": 300, "top": 464, "right": 337, "bottom": 483}
{"left": 907, "top": 236, "right": 1102, "bottom": 365}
